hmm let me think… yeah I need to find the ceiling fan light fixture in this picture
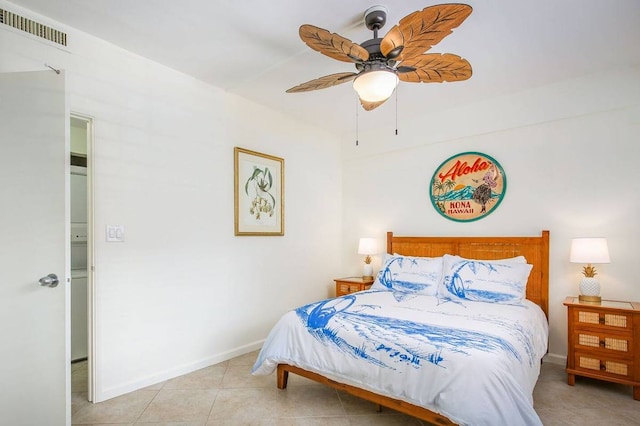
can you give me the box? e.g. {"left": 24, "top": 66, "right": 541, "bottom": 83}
{"left": 352, "top": 69, "right": 399, "bottom": 103}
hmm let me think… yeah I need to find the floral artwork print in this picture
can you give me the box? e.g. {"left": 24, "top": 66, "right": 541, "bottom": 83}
{"left": 245, "top": 166, "right": 275, "bottom": 220}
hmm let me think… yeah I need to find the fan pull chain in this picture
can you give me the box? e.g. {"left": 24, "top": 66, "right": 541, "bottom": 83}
{"left": 395, "top": 87, "right": 398, "bottom": 136}
{"left": 355, "top": 97, "right": 359, "bottom": 146}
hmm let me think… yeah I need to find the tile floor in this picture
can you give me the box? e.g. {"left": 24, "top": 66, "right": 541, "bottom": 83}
{"left": 71, "top": 352, "right": 639, "bottom": 425}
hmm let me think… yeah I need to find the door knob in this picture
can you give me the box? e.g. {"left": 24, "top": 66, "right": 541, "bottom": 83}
{"left": 39, "top": 273, "right": 59, "bottom": 288}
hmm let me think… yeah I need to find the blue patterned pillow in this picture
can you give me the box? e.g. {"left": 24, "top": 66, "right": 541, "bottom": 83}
{"left": 371, "top": 254, "right": 443, "bottom": 296}
{"left": 438, "top": 254, "right": 533, "bottom": 305}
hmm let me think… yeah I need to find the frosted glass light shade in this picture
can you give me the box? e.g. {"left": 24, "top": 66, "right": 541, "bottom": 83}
{"left": 353, "top": 70, "right": 399, "bottom": 102}
{"left": 570, "top": 238, "right": 610, "bottom": 264}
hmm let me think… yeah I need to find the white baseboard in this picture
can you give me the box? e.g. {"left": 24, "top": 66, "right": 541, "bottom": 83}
{"left": 94, "top": 339, "right": 265, "bottom": 403}
{"left": 543, "top": 353, "right": 566, "bottom": 366}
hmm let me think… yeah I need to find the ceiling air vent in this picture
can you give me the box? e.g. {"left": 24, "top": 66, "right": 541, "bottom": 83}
{"left": 0, "top": 8, "right": 67, "bottom": 46}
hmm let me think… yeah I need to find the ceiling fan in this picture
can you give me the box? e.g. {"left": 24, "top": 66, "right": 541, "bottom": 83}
{"left": 286, "top": 3, "right": 473, "bottom": 111}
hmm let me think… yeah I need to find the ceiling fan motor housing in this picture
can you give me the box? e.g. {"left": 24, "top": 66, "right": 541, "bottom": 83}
{"left": 360, "top": 38, "right": 383, "bottom": 56}
{"left": 356, "top": 38, "right": 393, "bottom": 72}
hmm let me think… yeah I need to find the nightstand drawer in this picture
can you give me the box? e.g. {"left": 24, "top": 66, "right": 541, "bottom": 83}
{"left": 338, "top": 283, "right": 363, "bottom": 294}
{"left": 574, "top": 352, "right": 634, "bottom": 380}
{"left": 573, "top": 309, "right": 633, "bottom": 332}
{"left": 573, "top": 330, "right": 633, "bottom": 356}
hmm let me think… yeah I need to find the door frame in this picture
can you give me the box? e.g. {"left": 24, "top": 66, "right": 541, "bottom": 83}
{"left": 70, "top": 112, "right": 96, "bottom": 403}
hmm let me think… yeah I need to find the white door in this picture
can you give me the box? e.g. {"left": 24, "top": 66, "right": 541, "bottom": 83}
{"left": 0, "top": 71, "right": 69, "bottom": 424}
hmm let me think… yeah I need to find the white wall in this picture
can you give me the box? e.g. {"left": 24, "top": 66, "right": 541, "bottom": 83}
{"left": 1, "top": 2, "right": 343, "bottom": 401}
{"left": 340, "top": 66, "right": 640, "bottom": 362}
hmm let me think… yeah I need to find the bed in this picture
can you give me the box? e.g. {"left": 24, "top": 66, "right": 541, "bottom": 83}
{"left": 252, "top": 231, "right": 550, "bottom": 425}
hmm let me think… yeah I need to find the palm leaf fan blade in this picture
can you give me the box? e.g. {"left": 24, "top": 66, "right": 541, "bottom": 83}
{"left": 397, "top": 54, "right": 472, "bottom": 83}
{"left": 286, "top": 72, "right": 357, "bottom": 93}
{"left": 380, "top": 4, "right": 472, "bottom": 61}
{"left": 359, "top": 97, "right": 388, "bottom": 111}
{"left": 299, "top": 25, "right": 369, "bottom": 63}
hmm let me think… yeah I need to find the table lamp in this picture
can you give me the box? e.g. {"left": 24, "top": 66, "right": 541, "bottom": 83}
{"left": 570, "top": 238, "right": 610, "bottom": 303}
{"left": 358, "top": 237, "right": 378, "bottom": 280}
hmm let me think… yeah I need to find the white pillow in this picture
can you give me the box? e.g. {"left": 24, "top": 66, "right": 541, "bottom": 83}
{"left": 371, "top": 254, "right": 443, "bottom": 296}
{"left": 438, "top": 254, "right": 532, "bottom": 305}
{"left": 494, "top": 255, "right": 527, "bottom": 263}
{"left": 393, "top": 253, "right": 525, "bottom": 263}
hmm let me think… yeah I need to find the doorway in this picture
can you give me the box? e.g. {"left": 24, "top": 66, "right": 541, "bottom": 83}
{"left": 70, "top": 113, "right": 95, "bottom": 403}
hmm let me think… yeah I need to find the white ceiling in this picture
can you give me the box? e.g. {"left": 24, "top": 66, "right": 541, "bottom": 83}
{"left": 8, "top": 0, "right": 640, "bottom": 137}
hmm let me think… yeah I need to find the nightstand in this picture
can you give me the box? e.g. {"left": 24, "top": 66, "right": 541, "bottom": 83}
{"left": 564, "top": 296, "right": 640, "bottom": 400}
{"left": 335, "top": 277, "right": 374, "bottom": 297}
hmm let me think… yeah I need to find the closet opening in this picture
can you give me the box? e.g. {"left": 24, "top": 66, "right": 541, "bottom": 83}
{"left": 70, "top": 114, "right": 95, "bottom": 403}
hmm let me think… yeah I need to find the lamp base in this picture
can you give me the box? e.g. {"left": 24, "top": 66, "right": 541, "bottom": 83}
{"left": 363, "top": 263, "right": 373, "bottom": 281}
{"left": 579, "top": 277, "right": 600, "bottom": 304}
{"left": 578, "top": 294, "right": 602, "bottom": 303}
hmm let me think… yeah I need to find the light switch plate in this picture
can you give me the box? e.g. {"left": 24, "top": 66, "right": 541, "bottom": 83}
{"left": 106, "top": 224, "right": 124, "bottom": 242}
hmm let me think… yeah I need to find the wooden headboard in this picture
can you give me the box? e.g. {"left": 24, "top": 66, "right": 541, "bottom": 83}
{"left": 387, "top": 230, "right": 550, "bottom": 318}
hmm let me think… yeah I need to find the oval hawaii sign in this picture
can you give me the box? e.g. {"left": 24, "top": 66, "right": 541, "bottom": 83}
{"left": 430, "top": 152, "right": 506, "bottom": 222}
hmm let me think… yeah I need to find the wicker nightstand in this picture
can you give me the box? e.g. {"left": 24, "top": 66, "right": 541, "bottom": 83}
{"left": 334, "top": 277, "right": 374, "bottom": 297}
{"left": 564, "top": 296, "right": 640, "bottom": 400}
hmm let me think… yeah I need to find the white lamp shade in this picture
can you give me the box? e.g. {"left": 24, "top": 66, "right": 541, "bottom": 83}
{"left": 353, "top": 70, "right": 399, "bottom": 102}
{"left": 358, "top": 238, "right": 378, "bottom": 255}
{"left": 570, "top": 238, "right": 610, "bottom": 264}
{"left": 358, "top": 237, "right": 378, "bottom": 255}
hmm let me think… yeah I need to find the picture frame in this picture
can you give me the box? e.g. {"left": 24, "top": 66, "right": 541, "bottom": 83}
{"left": 234, "top": 147, "right": 284, "bottom": 236}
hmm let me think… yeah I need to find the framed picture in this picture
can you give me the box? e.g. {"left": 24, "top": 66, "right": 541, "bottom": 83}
{"left": 429, "top": 152, "right": 506, "bottom": 222}
{"left": 234, "top": 147, "right": 284, "bottom": 236}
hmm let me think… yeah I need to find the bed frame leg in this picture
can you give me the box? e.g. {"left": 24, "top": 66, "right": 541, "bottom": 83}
{"left": 277, "top": 365, "right": 289, "bottom": 389}
{"left": 376, "top": 403, "right": 382, "bottom": 412}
